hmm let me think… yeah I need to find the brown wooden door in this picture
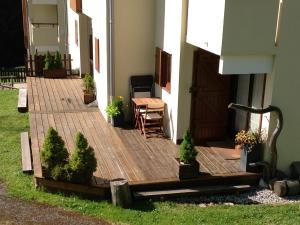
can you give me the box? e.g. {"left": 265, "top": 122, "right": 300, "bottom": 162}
{"left": 190, "top": 49, "right": 231, "bottom": 142}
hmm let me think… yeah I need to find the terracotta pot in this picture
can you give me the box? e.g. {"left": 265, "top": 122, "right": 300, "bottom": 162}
{"left": 175, "top": 158, "right": 199, "bottom": 180}
{"left": 83, "top": 91, "right": 95, "bottom": 104}
{"left": 235, "top": 144, "right": 242, "bottom": 155}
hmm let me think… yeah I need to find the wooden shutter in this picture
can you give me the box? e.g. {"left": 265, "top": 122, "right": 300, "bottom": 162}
{"left": 161, "top": 51, "right": 172, "bottom": 93}
{"left": 155, "top": 47, "right": 162, "bottom": 85}
{"left": 95, "top": 38, "right": 100, "bottom": 72}
{"left": 70, "top": 0, "right": 82, "bottom": 13}
{"left": 75, "top": 20, "right": 78, "bottom": 46}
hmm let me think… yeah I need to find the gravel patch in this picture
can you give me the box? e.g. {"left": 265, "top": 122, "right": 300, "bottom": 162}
{"left": 0, "top": 183, "right": 112, "bottom": 225}
{"left": 175, "top": 188, "right": 300, "bottom": 206}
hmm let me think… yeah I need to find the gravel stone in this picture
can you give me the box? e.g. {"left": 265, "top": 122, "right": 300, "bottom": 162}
{"left": 175, "top": 188, "right": 300, "bottom": 206}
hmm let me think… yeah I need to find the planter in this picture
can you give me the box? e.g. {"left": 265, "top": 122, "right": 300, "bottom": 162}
{"left": 240, "top": 145, "right": 263, "bottom": 172}
{"left": 44, "top": 68, "right": 67, "bottom": 78}
{"left": 176, "top": 158, "right": 199, "bottom": 179}
{"left": 111, "top": 113, "right": 124, "bottom": 127}
{"left": 83, "top": 91, "right": 95, "bottom": 104}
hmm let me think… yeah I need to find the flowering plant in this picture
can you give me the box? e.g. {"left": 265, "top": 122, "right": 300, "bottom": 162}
{"left": 235, "top": 129, "right": 265, "bottom": 152}
{"left": 105, "top": 96, "right": 124, "bottom": 117}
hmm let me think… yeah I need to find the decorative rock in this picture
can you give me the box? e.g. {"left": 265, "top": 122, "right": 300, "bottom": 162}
{"left": 110, "top": 179, "right": 132, "bottom": 208}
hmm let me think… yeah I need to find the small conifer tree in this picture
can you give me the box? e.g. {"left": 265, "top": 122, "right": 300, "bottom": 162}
{"left": 44, "top": 51, "right": 54, "bottom": 70}
{"left": 41, "top": 127, "right": 69, "bottom": 170}
{"left": 54, "top": 51, "right": 62, "bottom": 69}
{"left": 69, "top": 132, "right": 97, "bottom": 184}
{"left": 179, "top": 130, "right": 197, "bottom": 164}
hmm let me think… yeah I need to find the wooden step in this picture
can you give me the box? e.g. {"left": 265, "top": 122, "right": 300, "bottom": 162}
{"left": 18, "top": 88, "right": 27, "bottom": 113}
{"left": 21, "top": 132, "right": 33, "bottom": 173}
{"left": 133, "top": 184, "right": 253, "bottom": 200}
{"left": 130, "top": 173, "right": 261, "bottom": 192}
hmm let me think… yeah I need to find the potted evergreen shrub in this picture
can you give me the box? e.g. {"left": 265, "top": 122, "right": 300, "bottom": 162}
{"left": 105, "top": 96, "right": 124, "bottom": 127}
{"left": 176, "top": 130, "right": 199, "bottom": 179}
{"left": 41, "top": 128, "right": 97, "bottom": 185}
{"left": 40, "top": 127, "right": 69, "bottom": 179}
{"left": 43, "top": 51, "right": 67, "bottom": 78}
{"left": 83, "top": 73, "right": 96, "bottom": 104}
{"left": 69, "top": 132, "right": 97, "bottom": 184}
{"left": 235, "top": 130, "right": 264, "bottom": 172}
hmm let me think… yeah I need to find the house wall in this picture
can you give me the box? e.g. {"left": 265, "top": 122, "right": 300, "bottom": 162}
{"left": 27, "top": 0, "right": 67, "bottom": 54}
{"left": 155, "top": 0, "right": 183, "bottom": 142}
{"left": 270, "top": 0, "right": 300, "bottom": 173}
{"left": 113, "top": 0, "right": 156, "bottom": 118}
{"left": 67, "top": 0, "right": 109, "bottom": 116}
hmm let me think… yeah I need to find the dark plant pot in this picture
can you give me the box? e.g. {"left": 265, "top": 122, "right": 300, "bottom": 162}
{"left": 111, "top": 113, "right": 124, "bottom": 127}
{"left": 176, "top": 158, "right": 199, "bottom": 180}
{"left": 240, "top": 145, "right": 263, "bottom": 172}
{"left": 83, "top": 91, "right": 95, "bottom": 104}
{"left": 44, "top": 68, "right": 67, "bottom": 78}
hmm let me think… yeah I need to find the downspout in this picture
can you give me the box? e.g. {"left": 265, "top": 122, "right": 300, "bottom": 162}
{"left": 107, "top": 0, "right": 115, "bottom": 102}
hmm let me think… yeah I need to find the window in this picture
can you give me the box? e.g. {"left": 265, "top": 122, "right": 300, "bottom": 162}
{"left": 95, "top": 38, "right": 100, "bottom": 72}
{"left": 75, "top": 20, "right": 78, "bottom": 46}
{"left": 155, "top": 47, "right": 172, "bottom": 93}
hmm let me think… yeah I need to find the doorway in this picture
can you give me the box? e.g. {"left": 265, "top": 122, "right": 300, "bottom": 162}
{"left": 190, "top": 49, "right": 236, "bottom": 144}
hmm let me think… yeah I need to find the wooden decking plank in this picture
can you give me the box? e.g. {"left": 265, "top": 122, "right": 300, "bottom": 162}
{"left": 40, "top": 78, "right": 53, "bottom": 112}
{"left": 66, "top": 78, "right": 84, "bottom": 110}
{"left": 60, "top": 113, "right": 75, "bottom": 152}
{"left": 27, "top": 77, "right": 34, "bottom": 112}
{"left": 35, "top": 77, "right": 47, "bottom": 112}
{"left": 29, "top": 113, "right": 42, "bottom": 177}
{"left": 21, "top": 132, "right": 32, "bottom": 173}
{"left": 31, "top": 77, "right": 40, "bottom": 112}
{"left": 82, "top": 112, "right": 119, "bottom": 181}
{"left": 18, "top": 88, "right": 27, "bottom": 112}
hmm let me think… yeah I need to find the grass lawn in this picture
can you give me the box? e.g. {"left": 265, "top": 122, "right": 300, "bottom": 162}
{"left": 1, "top": 90, "right": 300, "bottom": 225}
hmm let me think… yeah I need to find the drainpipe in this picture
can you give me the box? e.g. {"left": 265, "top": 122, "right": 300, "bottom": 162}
{"left": 107, "top": 0, "right": 115, "bottom": 102}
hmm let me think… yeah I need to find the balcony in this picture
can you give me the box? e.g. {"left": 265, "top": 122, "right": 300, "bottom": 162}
{"left": 32, "top": 0, "right": 58, "bottom": 5}
{"left": 186, "top": 0, "right": 279, "bottom": 74}
{"left": 70, "top": 0, "right": 82, "bottom": 13}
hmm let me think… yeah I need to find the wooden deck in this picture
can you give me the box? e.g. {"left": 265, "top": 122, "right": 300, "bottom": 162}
{"left": 28, "top": 77, "right": 258, "bottom": 189}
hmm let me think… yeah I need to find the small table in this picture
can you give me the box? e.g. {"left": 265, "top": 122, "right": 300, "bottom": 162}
{"left": 132, "top": 98, "right": 165, "bottom": 129}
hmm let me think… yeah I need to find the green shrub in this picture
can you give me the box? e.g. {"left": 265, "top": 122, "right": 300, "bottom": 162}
{"left": 83, "top": 73, "right": 95, "bottom": 93}
{"left": 105, "top": 96, "right": 124, "bottom": 117}
{"left": 51, "top": 164, "right": 72, "bottom": 181}
{"left": 41, "top": 127, "right": 69, "bottom": 171}
{"left": 53, "top": 51, "right": 62, "bottom": 69}
{"left": 179, "top": 130, "right": 197, "bottom": 164}
{"left": 69, "top": 132, "right": 97, "bottom": 184}
{"left": 44, "top": 51, "right": 54, "bottom": 70}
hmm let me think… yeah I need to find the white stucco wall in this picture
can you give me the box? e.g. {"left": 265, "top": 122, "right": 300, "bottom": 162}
{"left": 270, "top": 0, "right": 300, "bottom": 173}
{"left": 113, "top": 0, "right": 156, "bottom": 118}
{"left": 67, "top": 0, "right": 109, "bottom": 116}
{"left": 155, "top": 0, "right": 183, "bottom": 142}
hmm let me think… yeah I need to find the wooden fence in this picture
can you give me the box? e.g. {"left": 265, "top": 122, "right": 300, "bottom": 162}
{"left": 0, "top": 67, "right": 27, "bottom": 84}
{"left": 25, "top": 54, "right": 73, "bottom": 77}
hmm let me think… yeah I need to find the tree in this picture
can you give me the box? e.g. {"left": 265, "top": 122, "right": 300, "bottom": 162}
{"left": 41, "top": 127, "right": 69, "bottom": 170}
{"left": 179, "top": 130, "right": 197, "bottom": 164}
{"left": 69, "top": 132, "right": 97, "bottom": 184}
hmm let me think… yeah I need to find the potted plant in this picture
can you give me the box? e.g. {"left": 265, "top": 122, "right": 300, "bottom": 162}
{"left": 105, "top": 96, "right": 124, "bottom": 127}
{"left": 83, "top": 73, "right": 96, "bottom": 104}
{"left": 235, "top": 129, "right": 265, "bottom": 172}
{"left": 176, "top": 130, "right": 199, "bottom": 179}
{"left": 43, "top": 51, "right": 67, "bottom": 78}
